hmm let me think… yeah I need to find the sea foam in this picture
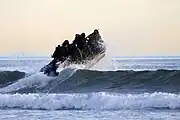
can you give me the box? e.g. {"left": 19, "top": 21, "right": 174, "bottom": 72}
{"left": 0, "top": 92, "right": 180, "bottom": 110}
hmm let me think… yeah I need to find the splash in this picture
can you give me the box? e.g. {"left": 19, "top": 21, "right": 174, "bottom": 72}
{"left": 0, "top": 92, "right": 180, "bottom": 110}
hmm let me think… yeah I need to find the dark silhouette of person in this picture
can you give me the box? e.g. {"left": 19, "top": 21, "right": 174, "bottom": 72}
{"left": 73, "top": 34, "right": 80, "bottom": 47}
{"left": 52, "top": 45, "right": 61, "bottom": 59}
{"left": 62, "top": 40, "right": 69, "bottom": 47}
{"left": 87, "top": 29, "right": 99, "bottom": 45}
{"left": 73, "top": 33, "right": 86, "bottom": 50}
{"left": 52, "top": 45, "right": 66, "bottom": 62}
{"left": 78, "top": 33, "right": 93, "bottom": 58}
{"left": 62, "top": 40, "right": 70, "bottom": 58}
{"left": 50, "top": 44, "right": 68, "bottom": 76}
{"left": 80, "top": 33, "right": 87, "bottom": 46}
{"left": 87, "top": 29, "right": 102, "bottom": 54}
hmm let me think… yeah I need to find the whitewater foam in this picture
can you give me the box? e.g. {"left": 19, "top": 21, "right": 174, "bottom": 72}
{"left": 0, "top": 92, "right": 180, "bottom": 110}
{"left": 0, "top": 72, "right": 54, "bottom": 93}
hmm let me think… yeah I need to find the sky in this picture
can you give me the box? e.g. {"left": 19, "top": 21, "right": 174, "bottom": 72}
{"left": 0, "top": 0, "right": 180, "bottom": 56}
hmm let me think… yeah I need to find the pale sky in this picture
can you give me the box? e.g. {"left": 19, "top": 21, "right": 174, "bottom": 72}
{"left": 0, "top": 0, "right": 180, "bottom": 56}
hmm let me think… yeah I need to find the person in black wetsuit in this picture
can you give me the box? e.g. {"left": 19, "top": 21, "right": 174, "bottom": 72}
{"left": 52, "top": 45, "right": 60, "bottom": 59}
{"left": 48, "top": 44, "right": 67, "bottom": 76}
{"left": 62, "top": 40, "right": 70, "bottom": 59}
{"left": 52, "top": 45, "right": 66, "bottom": 62}
{"left": 87, "top": 29, "right": 102, "bottom": 54}
{"left": 69, "top": 34, "right": 85, "bottom": 61}
{"left": 73, "top": 34, "right": 80, "bottom": 47}
{"left": 79, "top": 33, "right": 93, "bottom": 58}
{"left": 87, "top": 29, "right": 100, "bottom": 46}
{"left": 73, "top": 33, "right": 87, "bottom": 51}
{"left": 67, "top": 43, "right": 83, "bottom": 63}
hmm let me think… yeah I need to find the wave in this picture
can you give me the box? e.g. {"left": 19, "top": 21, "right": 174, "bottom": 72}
{"left": 43, "top": 69, "right": 180, "bottom": 93}
{"left": 0, "top": 92, "right": 180, "bottom": 110}
{"left": 1, "top": 69, "right": 180, "bottom": 93}
{"left": 0, "top": 71, "right": 25, "bottom": 87}
{"left": 0, "top": 72, "right": 54, "bottom": 93}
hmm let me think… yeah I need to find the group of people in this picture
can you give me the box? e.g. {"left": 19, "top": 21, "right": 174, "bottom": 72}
{"left": 51, "top": 29, "right": 102, "bottom": 64}
{"left": 41, "top": 29, "right": 104, "bottom": 76}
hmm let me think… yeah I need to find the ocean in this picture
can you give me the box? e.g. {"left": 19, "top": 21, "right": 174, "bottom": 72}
{"left": 0, "top": 56, "right": 180, "bottom": 120}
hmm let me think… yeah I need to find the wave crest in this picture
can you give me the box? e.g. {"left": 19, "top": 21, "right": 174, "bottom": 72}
{"left": 0, "top": 92, "right": 180, "bottom": 110}
{"left": 1, "top": 69, "right": 180, "bottom": 93}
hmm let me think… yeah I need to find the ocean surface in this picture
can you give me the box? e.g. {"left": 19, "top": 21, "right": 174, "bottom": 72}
{"left": 0, "top": 56, "right": 180, "bottom": 120}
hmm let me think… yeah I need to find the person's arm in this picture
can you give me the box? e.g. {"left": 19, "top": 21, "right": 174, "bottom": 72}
{"left": 86, "top": 33, "right": 92, "bottom": 39}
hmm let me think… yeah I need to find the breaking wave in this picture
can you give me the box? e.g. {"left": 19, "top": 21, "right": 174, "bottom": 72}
{"left": 1, "top": 69, "right": 180, "bottom": 93}
{"left": 0, "top": 92, "right": 180, "bottom": 110}
{"left": 1, "top": 69, "right": 180, "bottom": 110}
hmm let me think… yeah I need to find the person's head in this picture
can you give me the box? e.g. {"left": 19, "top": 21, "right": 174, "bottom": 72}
{"left": 75, "top": 34, "right": 80, "bottom": 37}
{"left": 81, "top": 33, "right": 86, "bottom": 38}
{"left": 62, "top": 40, "right": 69, "bottom": 46}
{"left": 94, "top": 29, "right": 99, "bottom": 34}
{"left": 64, "top": 40, "right": 69, "bottom": 45}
